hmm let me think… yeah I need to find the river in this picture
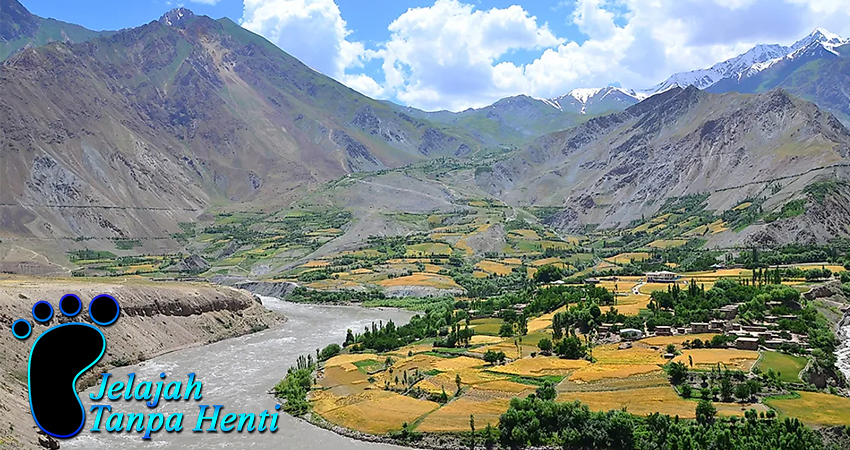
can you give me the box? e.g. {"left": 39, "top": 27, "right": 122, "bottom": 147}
{"left": 838, "top": 320, "right": 850, "bottom": 381}
{"left": 66, "top": 297, "right": 415, "bottom": 450}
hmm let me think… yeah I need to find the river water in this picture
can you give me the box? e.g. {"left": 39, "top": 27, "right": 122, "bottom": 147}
{"left": 66, "top": 297, "right": 415, "bottom": 450}
{"left": 838, "top": 321, "right": 850, "bottom": 381}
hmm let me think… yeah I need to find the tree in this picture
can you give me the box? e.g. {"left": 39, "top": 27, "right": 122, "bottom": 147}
{"left": 720, "top": 377, "right": 734, "bottom": 403}
{"left": 534, "top": 264, "right": 564, "bottom": 284}
{"left": 319, "top": 343, "right": 341, "bottom": 361}
{"left": 680, "top": 384, "right": 692, "bottom": 398}
{"left": 555, "top": 335, "right": 586, "bottom": 359}
{"left": 696, "top": 399, "right": 717, "bottom": 425}
{"left": 469, "top": 415, "right": 475, "bottom": 450}
{"left": 498, "top": 321, "right": 514, "bottom": 337}
{"left": 483, "top": 423, "right": 497, "bottom": 450}
{"left": 665, "top": 343, "right": 677, "bottom": 355}
{"left": 456, "top": 373, "right": 462, "bottom": 395}
{"left": 535, "top": 381, "right": 557, "bottom": 401}
{"left": 666, "top": 362, "right": 688, "bottom": 385}
{"left": 537, "top": 338, "right": 553, "bottom": 355}
{"left": 484, "top": 350, "right": 502, "bottom": 365}
{"left": 344, "top": 328, "right": 356, "bottom": 347}
{"left": 735, "top": 382, "right": 751, "bottom": 402}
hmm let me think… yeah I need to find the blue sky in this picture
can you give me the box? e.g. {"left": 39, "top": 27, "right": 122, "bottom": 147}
{"left": 20, "top": 0, "right": 850, "bottom": 111}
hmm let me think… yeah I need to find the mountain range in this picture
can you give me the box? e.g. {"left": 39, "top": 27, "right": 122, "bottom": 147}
{"left": 3, "top": 0, "right": 850, "bottom": 269}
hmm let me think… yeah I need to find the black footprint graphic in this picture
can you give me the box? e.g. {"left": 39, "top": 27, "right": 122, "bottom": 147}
{"left": 12, "top": 294, "right": 121, "bottom": 439}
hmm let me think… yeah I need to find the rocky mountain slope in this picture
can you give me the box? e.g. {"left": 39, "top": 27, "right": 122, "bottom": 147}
{"left": 474, "top": 86, "right": 850, "bottom": 243}
{"left": 0, "top": 0, "right": 104, "bottom": 60}
{"left": 0, "top": 7, "right": 477, "bottom": 256}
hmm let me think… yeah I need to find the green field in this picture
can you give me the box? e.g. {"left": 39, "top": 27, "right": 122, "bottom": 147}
{"left": 756, "top": 351, "right": 807, "bottom": 383}
{"left": 469, "top": 318, "right": 504, "bottom": 336}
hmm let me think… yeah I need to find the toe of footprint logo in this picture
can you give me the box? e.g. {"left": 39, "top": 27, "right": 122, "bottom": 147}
{"left": 12, "top": 294, "right": 121, "bottom": 439}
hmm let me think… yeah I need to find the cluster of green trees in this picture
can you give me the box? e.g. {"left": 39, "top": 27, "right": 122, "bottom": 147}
{"left": 736, "top": 241, "right": 850, "bottom": 268}
{"left": 273, "top": 354, "right": 315, "bottom": 415}
{"left": 498, "top": 390, "right": 828, "bottom": 450}
{"left": 287, "top": 286, "right": 387, "bottom": 303}
{"left": 667, "top": 362, "right": 763, "bottom": 403}
{"left": 452, "top": 269, "right": 531, "bottom": 298}
{"left": 342, "top": 300, "right": 473, "bottom": 352}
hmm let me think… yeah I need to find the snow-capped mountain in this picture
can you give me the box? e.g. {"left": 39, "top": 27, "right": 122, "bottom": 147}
{"left": 541, "top": 86, "right": 640, "bottom": 115}
{"left": 642, "top": 28, "right": 848, "bottom": 96}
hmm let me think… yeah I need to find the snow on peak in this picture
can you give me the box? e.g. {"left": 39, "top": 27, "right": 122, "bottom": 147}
{"left": 641, "top": 28, "right": 846, "bottom": 96}
{"left": 159, "top": 8, "right": 195, "bottom": 27}
{"left": 566, "top": 87, "right": 605, "bottom": 104}
{"left": 538, "top": 87, "right": 640, "bottom": 114}
{"left": 792, "top": 28, "right": 846, "bottom": 50}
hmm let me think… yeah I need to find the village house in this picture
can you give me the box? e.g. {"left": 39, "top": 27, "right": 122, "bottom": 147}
{"left": 709, "top": 320, "right": 726, "bottom": 331}
{"left": 735, "top": 337, "right": 759, "bottom": 351}
{"left": 716, "top": 304, "right": 739, "bottom": 319}
{"left": 741, "top": 325, "right": 768, "bottom": 333}
{"left": 691, "top": 322, "right": 710, "bottom": 333}
{"left": 655, "top": 325, "right": 673, "bottom": 336}
{"left": 646, "top": 271, "right": 677, "bottom": 283}
{"left": 620, "top": 328, "right": 643, "bottom": 340}
{"left": 763, "top": 339, "right": 787, "bottom": 350}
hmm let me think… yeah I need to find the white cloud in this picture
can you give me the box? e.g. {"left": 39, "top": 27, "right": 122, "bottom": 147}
{"left": 379, "top": 0, "right": 563, "bottom": 110}
{"left": 241, "top": 0, "right": 850, "bottom": 112}
{"left": 240, "top": 0, "right": 373, "bottom": 80}
{"left": 188, "top": 0, "right": 220, "bottom": 5}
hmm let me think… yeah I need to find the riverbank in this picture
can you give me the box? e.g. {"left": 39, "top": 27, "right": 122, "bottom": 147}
{"left": 0, "top": 276, "right": 284, "bottom": 450}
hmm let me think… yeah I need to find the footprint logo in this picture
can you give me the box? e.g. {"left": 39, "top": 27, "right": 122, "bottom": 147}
{"left": 12, "top": 294, "right": 121, "bottom": 439}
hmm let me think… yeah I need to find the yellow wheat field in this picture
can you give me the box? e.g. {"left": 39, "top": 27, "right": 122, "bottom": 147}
{"left": 386, "top": 344, "right": 434, "bottom": 357}
{"left": 323, "top": 392, "right": 440, "bottom": 434}
{"left": 593, "top": 344, "right": 665, "bottom": 366}
{"left": 568, "top": 364, "right": 663, "bottom": 382}
{"left": 475, "top": 260, "right": 513, "bottom": 276}
{"left": 324, "top": 354, "right": 380, "bottom": 370}
{"left": 473, "top": 380, "right": 536, "bottom": 394}
{"left": 557, "top": 386, "right": 760, "bottom": 419}
{"left": 416, "top": 398, "right": 511, "bottom": 432}
{"left": 648, "top": 239, "right": 689, "bottom": 249}
{"left": 470, "top": 335, "right": 505, "bottom": 345}
{"left": 605, "top": 252, "right": 652, "bottom": 265}
{"left": 432, "top": 356, "right": 484, "bottom": 371}
{"left": 766, "top": 391, "right": 850, "bottom": 426}
{"left": 526, "top": 305, "right": 568, "bottom": 333}
{"left": 302, "top": 260, "right": 330, "bottom": 268}
{"left": 491, "top": 357, "right": 589, "bottom": 377}
{"left": 378, "top": 273, "right": 462, "bottom": 289}
{"left": 639, "top": 334, "right": 720, "bottom": 346}
{"left": 673, "top": 349, "right": 760, "bottom": 371}
{"left": 532, "top": 257, "right": 563, "bottom": 266}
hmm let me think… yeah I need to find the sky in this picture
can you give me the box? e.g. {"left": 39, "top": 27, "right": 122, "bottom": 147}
{"left": 21, "top": 0, "right": 850, "bottom": 112}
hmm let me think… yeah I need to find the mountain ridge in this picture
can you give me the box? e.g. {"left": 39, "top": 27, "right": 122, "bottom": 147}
{"left": 0, "top": 0, "right": 106, "bottom": 60}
